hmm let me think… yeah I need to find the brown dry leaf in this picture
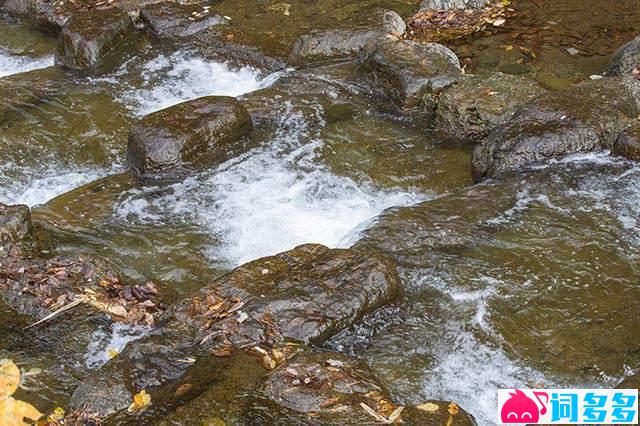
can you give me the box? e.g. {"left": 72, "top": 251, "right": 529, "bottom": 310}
{"left": 0, "top": 359, "right": 20, "bottom": 398}
{"left": 416, "top": 402, "right": 440, "bottom": 413}
{"left": 448, "top": 402, "right": 460, "bottom": 416}
{"left": 128, "top": 390, "right": 151, "bottom": 413}
{"left": 360, "top": 402, "right": 390, "bottom": 423}
{"left": 174, "top": 383, "right": 193, "bottom": 398}
{"left": 0, "top": 397, "right": 43, "bottom": 426}
{"left": 387, "top": 406, "right": 404, "bottom": 423}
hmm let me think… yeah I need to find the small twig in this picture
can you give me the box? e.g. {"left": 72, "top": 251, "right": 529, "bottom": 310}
{"left": 24, "top": 298, "right": 84, "bottom": 329}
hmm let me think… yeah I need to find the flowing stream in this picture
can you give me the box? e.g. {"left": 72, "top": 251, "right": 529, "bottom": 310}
{"left": 1, "top": 1, "right": 639, "bottom": 424}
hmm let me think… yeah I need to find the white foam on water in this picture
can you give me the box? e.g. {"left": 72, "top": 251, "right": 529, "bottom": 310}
{"left": 85, "top": 322, "right": 150, "bottom": 369}
{"left": 115, "top": 103, "right": 423, "bottom": 265}
{"left": 119, "top": 51, "right": 281, "bottom": 116}
{"left": 0, "top": 50, "right": 53, "bottom": 78}
{"left": 0, "top": 165, "right": 119, "bottom": 207}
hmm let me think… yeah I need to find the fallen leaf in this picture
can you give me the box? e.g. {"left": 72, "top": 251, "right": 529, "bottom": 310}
{"left": 175, "top": 383, "right": 193, "bottom": 398}
{"left": 492, "top": 18, "right": 506, "bottom": 26}
{"left": 0, "top": 360, "right": 20, "bottom": 398}
{"left": 128, "top": 390, "right": 151, "bottom": 413}
{"left": 416, "top": 402, "right": 440, "bottom": 413}
{"left": 0, "top": 397, "right": 43, "bottom": 426}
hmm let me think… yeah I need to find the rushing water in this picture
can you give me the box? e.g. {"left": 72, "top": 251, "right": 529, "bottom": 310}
{"left": 1, "top": 1, "right": 640, "bottom": 424}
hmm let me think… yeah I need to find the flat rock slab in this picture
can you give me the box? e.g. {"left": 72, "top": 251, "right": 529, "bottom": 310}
{"left": 55, "top": 8, "right": 135, "bottom": 72}
{"left": 288, "top": 9, "right": 405, "bottom": 66}
{"left": 126, "top": 96, "right": 253, "bottom": 176}
{"left": 472, "top": 76, "right": 640, "bottom": 181}
{"left": 140, "top": 2, "right": 225, "bottom": 38}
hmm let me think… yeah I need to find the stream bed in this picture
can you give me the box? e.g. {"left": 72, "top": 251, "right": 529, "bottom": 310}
{"left": 1, "top": 0, "right": 639, "bottom": 425}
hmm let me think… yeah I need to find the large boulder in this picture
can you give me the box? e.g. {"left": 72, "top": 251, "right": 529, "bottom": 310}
{"left": 432, "top": 73, "right": 545, "bottom": 144}
{"left": 126, "top": 96, "right": 253, "bottom": 176}
{"left": 472, "top": 76, "right": 640, "bottom": 181}
{"left": 140, "top": 2, "right": 225, "bottom": 38}
{"left": 70, "top": 244, "right": 401, "bottom": 417}
{"left": 612, "top": 124, "right": 640, "bottom": 162}
{"left": 55, "top": 8, "right": 136, "bottom": 72}
{"left": 367, "top": 38, "right": 462, "bottom": 122}
{"left": 288, "top": 9, "right": 405, "bottom": 66}
{"left": 0, "top": 68, "right": 59, "bottom": 126}
{"left": 607, "top": 34, "right": 640, "bottom": 77}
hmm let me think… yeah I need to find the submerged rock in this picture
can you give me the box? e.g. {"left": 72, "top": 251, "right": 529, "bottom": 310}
{"left": 607, "top": 34, "right": 640, "bottom": 77}
{"left": 367, "top": 38, "right": 461, "bottom": 122}
{"left": 288, "top": 9, "right": 405, "bottom": 66}
{"left": 70, "top": 244, "right": 401, "bottom": 417}
{"left": 0, "top": 68, "right": 59, "bottom": 126}
{"left": 55, "top": 8, "right": 136, "bottom": 72}
{"left": 126, "top": 96, "right": 253, "bottom": 176}
{"left": 472, "top": 76, "right": 640, "bottom": 181}
{"left": 612, "top": 124, "right": 640, "bottom": 162}
{"left": 433, "top": 73, "right": 545, "bottom": 144}
{"left": 140, "top": 2, "right": 225, "bottom": 38}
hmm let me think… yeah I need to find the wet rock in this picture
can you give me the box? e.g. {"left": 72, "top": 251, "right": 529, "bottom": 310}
{"left": 607, "top": 34, "right": 640, "bottom": 77}
{"left": 126, "top": 96, "right": 253, "bottom": 176}
{"left": 617, "top": 372, "right": 640, "bottom": 390}
{"left": 612, "top": 124, "right": 640, "bottom": 162}
{"left": 472, "top": 76, "right": 640, "bottom": 181}
{"left": 246, "top": 350, "right": 392, "bottom": 424}
{"left": 0, "top": 203, "right": 34, "bottom": 256}
{"left": 55, "top": 8, "right": 136, "bottom": 72}
{"left": 140, "top": 2, "right": 225, "bottom": 38}
{"left": 70, "top": 245, "right": 401, "bottom": 416}
{"left": 433, "top": 73, "right": 545, "bottom": 144}
{"left": 4, "top": 0, "right": 70, "bottom": 34}
{"left": 408, "top": 0, "right": 509, "bottom": 44}
{"left": 247, "top": 350, "right": 477, "bottom": 425}
{"left": 195, "top": 37, "right": 287, "bottom": 73}
{"left": 420, "top": 0, "right": 490, "bottom": 10}
{"left": 367, "top": 38, "right": 461, "bottom": 122}
{"left": 288, "top": 9, "right": 405, "bottom": 66}
{"left": 0, "top": 68, "right": 59, "bottom": 126}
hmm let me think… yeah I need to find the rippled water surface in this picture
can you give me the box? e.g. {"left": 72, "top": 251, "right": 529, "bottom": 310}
{"left": 1, "top": 1, "right": 640, "bottom": 424}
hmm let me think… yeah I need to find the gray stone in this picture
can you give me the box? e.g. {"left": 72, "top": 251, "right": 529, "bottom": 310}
{"left": 140, "top": 2, "right": 225, "bottom": 38}
{"left": 433, "top": 72, "right": 545, "bottom": 143}
{"left": 55, "top": 8, "right": 136, "bottom": 72}
{"left": 288, "top": 9, "right": 405, "bottom": 65}
{"left": 472, "top": 77, "right": 640, "bottom": 181}
{"left": 607, "top": 34, "right": 640, "bottom": 77}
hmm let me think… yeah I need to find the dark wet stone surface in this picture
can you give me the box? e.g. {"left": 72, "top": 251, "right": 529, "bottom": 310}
{"left": 613, "top": 123, "right": 640, "bottom": 162}
{"left": 288, "top": 9, "right": 405, "bottom": 66}
{"left": 472, "top": 76, "right": 640, "bottom": 181}
{"left": 367, "top": 38, "right": 462, "bottom": 123}
{"left": 607, "top": 34, "right": 640, "bottom": 77}
{"left": 126, "top": 96, "right": 253, "bottom": 177}
{"left": 140, "top": 2, "right": 225, "bottom": 39}
{"left": 55, "top": 8, "right": 136, "bottom": 72}
{"left": 432, "top": 72, "right": 545, "bottom": 144}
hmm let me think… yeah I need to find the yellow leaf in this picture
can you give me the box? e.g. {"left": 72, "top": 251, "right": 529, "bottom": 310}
{"left": 47, "top": 406, "right": 65, "bottom": 422}
{"left": 128, "top": 389, "right": 151, "bottom": 413}
{"left": 0, "top": 396, "right": 43, "bottom": 426}
{"left": 108, "top": 349, "right": 119, "bottom": 359}
{"left": 0, "top": 359, "right": 20, "bottom": 398}
{"left": 416, "top": 402, "right": 440, "bottom": 413}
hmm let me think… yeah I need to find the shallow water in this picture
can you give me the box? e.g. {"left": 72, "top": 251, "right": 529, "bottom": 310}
{"left": 1, "top": 1, "right": 640, "bottom": 424}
